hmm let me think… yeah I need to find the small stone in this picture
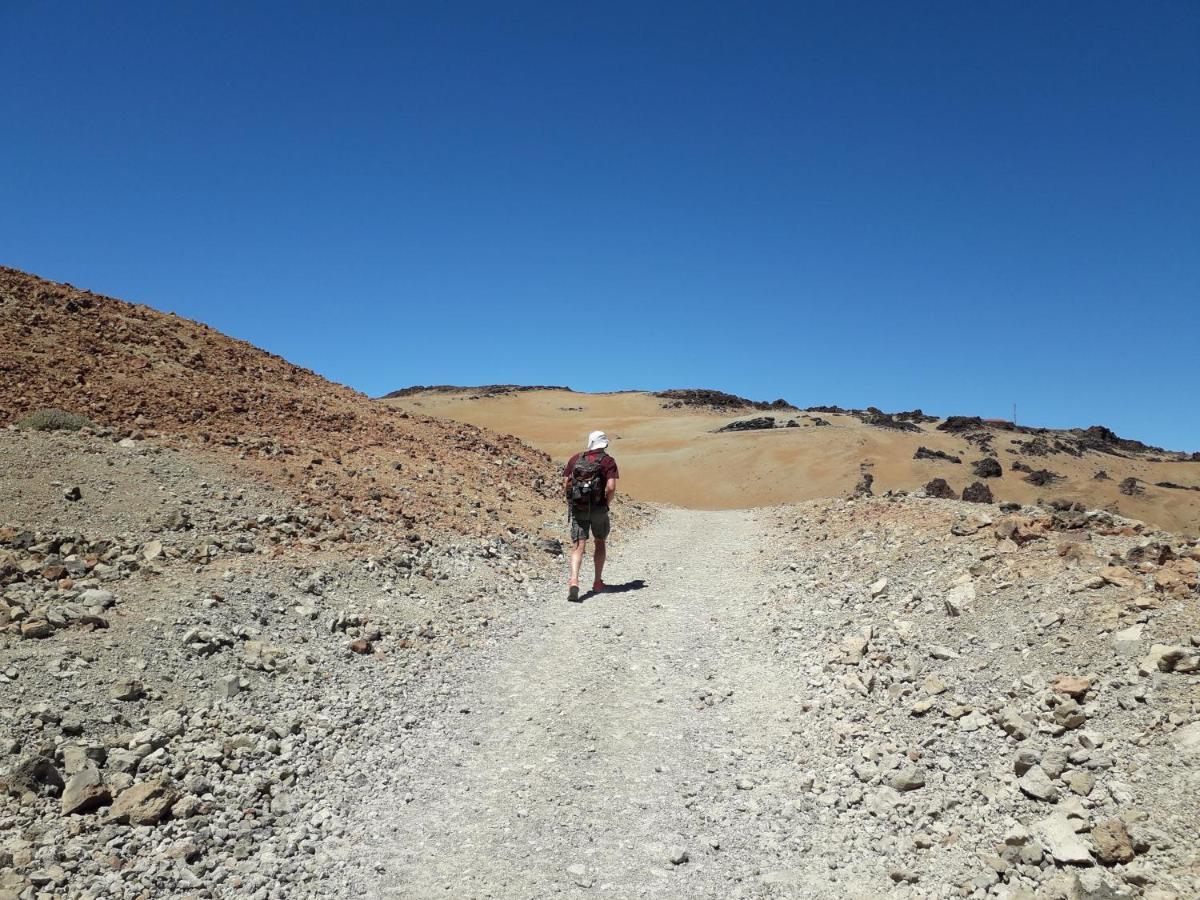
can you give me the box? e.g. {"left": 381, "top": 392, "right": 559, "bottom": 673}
{"left": 1091, "top": 818, "right": 1135, "bottom": 865}
{"left": 19, "top": 619, "right": 54, "bottom": 639}
{"left": 1018, "top": 765, "right": 1060, "bottom": 802}
{"left": 1051, "top": 675, "right": 1092, "bottom": 699}
{"left": 63, "top": 486, "right": 82, "bottom": 502}
{"left": 666, "top": 845, "right": 689, "bottom": 865}
{"left": 1034, "top": 813, "right": 1094, "bottom": 866}
{"left": 997, "top": 706, "right": 1034, "bottom": 741}
{"left": 1053, "top": 699, "right": 1087, "bottom": 730}
{"left": 141, "top": 540, "right": 164, "bottom": 561}
{"left": 106, "top": 778, "right": 178, "bottom": 825}
{"left": 1139, "top": 644, "right": 1186, "bottom": 675}
{"left": 1013, "top": 749, "right": 1041, "bottom": 776}
{"left": 910, "top": 698, "right": 936, "bottom": 716}
{"left": 1064, "top": 771, "right": 1096, "bottom": 797}
{"left": 108, "top": 678, "right": 144, "bottom": 702}
{"left": 943, "top": 582, "right": 975, "bottom": 616}
{"left": 60, "top": 766, "right": 111, "bottom": 815}
{"left": 1170, "top": 721, "right": 1200, "bottom": 754}
{"left": 348, "top": 638, "right": 373, "bottom": 654}
{"left": 869, "top": 578, "right": 888, "bottom": 598}
{"left": 890, "top": 767, "right": 925, "bottom": 791}
{"left": 3, "top": 756, "right": 64, "bottom": 798}
{"left": 214, "top": 675, "right": 242, "bottom": 698}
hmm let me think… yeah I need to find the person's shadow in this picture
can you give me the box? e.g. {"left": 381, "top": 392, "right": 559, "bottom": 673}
{"left": 589, "top": 579, "right": 647, "bottom": 597}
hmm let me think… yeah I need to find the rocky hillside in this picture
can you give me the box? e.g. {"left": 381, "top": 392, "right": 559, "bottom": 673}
{"left": 383, "top": 388, "right": 1200, "bottom": 535}
{"left": 0, "top": 267, "right": 561, "bottom": 544}
{"left": 0, "top": 426, "right": 561, "bottom": 899}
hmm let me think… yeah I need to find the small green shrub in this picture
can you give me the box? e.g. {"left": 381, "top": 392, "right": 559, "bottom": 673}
{"left": 15, "top": 408, "right": 96, "bottom": 432}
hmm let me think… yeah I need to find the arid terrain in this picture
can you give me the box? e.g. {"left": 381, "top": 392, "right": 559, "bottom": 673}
{"left": 382, "top": 388, "right": 1200, "bottom": 535}
{"left": 1, "top": 268, "right": 1198, "bottom": 899}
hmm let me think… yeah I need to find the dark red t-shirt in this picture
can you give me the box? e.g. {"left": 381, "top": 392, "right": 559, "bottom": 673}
{"left": 563, "top": 450, "right": 619, "bottom": 505}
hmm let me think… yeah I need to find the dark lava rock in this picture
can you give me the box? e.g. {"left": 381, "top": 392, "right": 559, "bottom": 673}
{"left": 658, "top": 389, "right": 791, "bottom": 411}
{"left": 1119, "top": 477, "right": 1144, "bottom": 496}
{"left": 1024, "top": 468, "right": 1063, "bottom": 487}
{"left": 1093, "top": 470, "right": 1110, "bottom": 481}
{"left": 859, "top": 408, "right": 922, "bottom": 432}
{"left": 1073, "top": 425, "right": 1174, "bottom": 457}
{"left": 716, "top": 417, "right": 776, "bottom": 433}
{"left": 962, "top": 481, "right": 994, "bottom": 504}
{"left": 914, "top": 447, "right": 961, "bottom": 464}
{"left": 383, "top": 384, "right": 570, "bottom": 398}
{"left": 1155, "top": 481, "right": 1200, "bottom": 492}
{"left": 1015, "top": 436, "right": 1082, "bottom": 457}
{"left": 894, "top": 409, "right": 939, "bottom": 424}
{"left": 937, "top": 416, "right": 987, "bottom": 433}
{"left": 785, "top": 419, "right": 800, "bottom": 428}
{"left": 972, "top": 457, "right": 1003, "bottom": 478}
{"left": 924, "top": 478, "right": 957, "bottom": 499}
{"left": 853, "top": 471, "right": 874, "bottom": 497}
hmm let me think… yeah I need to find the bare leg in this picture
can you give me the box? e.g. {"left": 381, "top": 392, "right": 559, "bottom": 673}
{"left": 570, "top": 539, "right": 587, "bottom": 585}
{"left": 593, "top": 538, "right": 606, "bottom": 585}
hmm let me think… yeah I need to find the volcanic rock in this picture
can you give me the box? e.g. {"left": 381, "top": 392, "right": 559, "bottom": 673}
{"left": 961, "top": 481, "right": 993, "bottom": 504}
{"left": 971, "top": 457, "right": 1003, "bottom": 478}
{"left": 924, "top": 478, "right": 957, "bottom": 500}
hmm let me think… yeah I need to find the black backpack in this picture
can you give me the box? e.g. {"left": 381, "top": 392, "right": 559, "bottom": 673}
{"left": 569, "top": 451, "right": 608, "bottom": 509}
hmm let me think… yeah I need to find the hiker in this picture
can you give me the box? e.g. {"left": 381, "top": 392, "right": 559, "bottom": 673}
{"left": 563, "top": 430, "right": 619, "bottom": 602}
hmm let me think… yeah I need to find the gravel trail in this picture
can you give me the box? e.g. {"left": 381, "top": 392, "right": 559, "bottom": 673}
{"left": 359, "top": 507, "right": 839, "bottom": 899}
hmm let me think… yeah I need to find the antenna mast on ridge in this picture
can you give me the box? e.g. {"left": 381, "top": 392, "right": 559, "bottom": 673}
{"left": 1012, "top": 402, "right": 1017, "bottom": 425}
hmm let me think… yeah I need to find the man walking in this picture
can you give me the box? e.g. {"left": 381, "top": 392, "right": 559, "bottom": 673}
{"left": 563, "top": 430, "right": 619, "bottom": 602}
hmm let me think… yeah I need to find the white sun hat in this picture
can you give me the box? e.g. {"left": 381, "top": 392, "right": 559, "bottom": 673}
{"left": 587, "top": 430, "right": 609, "bottom": 451}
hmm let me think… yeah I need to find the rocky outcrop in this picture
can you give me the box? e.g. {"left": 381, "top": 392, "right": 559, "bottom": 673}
{"left": 858, "top": 407, "right": 922, "bottom": 432}
{"left": 971, "top": 457, "right": 1003, "bottom": 478}
{"left": 716, "top": 417, "right": 777, "bottom": 433}
{"left": 1119, "top": 477, "right": 1144, "bottom": 496}
{"left": 961, "top": 481, "right": 994, "bottom": 504}
{"left": 924, "top": 478, "right": 957, "bottom": 499}
{"left": 656, "top": 389, "right": 793, "bottom": 411}
{"left": 914, "top": 447, "right": 961, "bottom": 464}
{"left": 1021, "top": 467, "right": 1064, "bottom": 487}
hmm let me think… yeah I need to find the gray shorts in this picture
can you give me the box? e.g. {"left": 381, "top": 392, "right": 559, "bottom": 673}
{"left": 570, "top": 505, "right": 610, "bottom": 542}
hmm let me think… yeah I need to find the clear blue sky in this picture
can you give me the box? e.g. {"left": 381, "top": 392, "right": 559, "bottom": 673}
{"left": 2, "top": 2, "right": 1197, "bottom": 450}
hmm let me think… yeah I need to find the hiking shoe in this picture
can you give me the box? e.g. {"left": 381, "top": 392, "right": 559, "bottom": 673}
{"left": 568, "top": 584, "right": 581, "bottom": 603}
{"left": 592, "top": 580, "right": 606, "bottom": 593}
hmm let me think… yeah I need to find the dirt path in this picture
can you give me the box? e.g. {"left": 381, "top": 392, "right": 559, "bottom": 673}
{"left": 353, "top": 507, "right": 871, "bottom": 899}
